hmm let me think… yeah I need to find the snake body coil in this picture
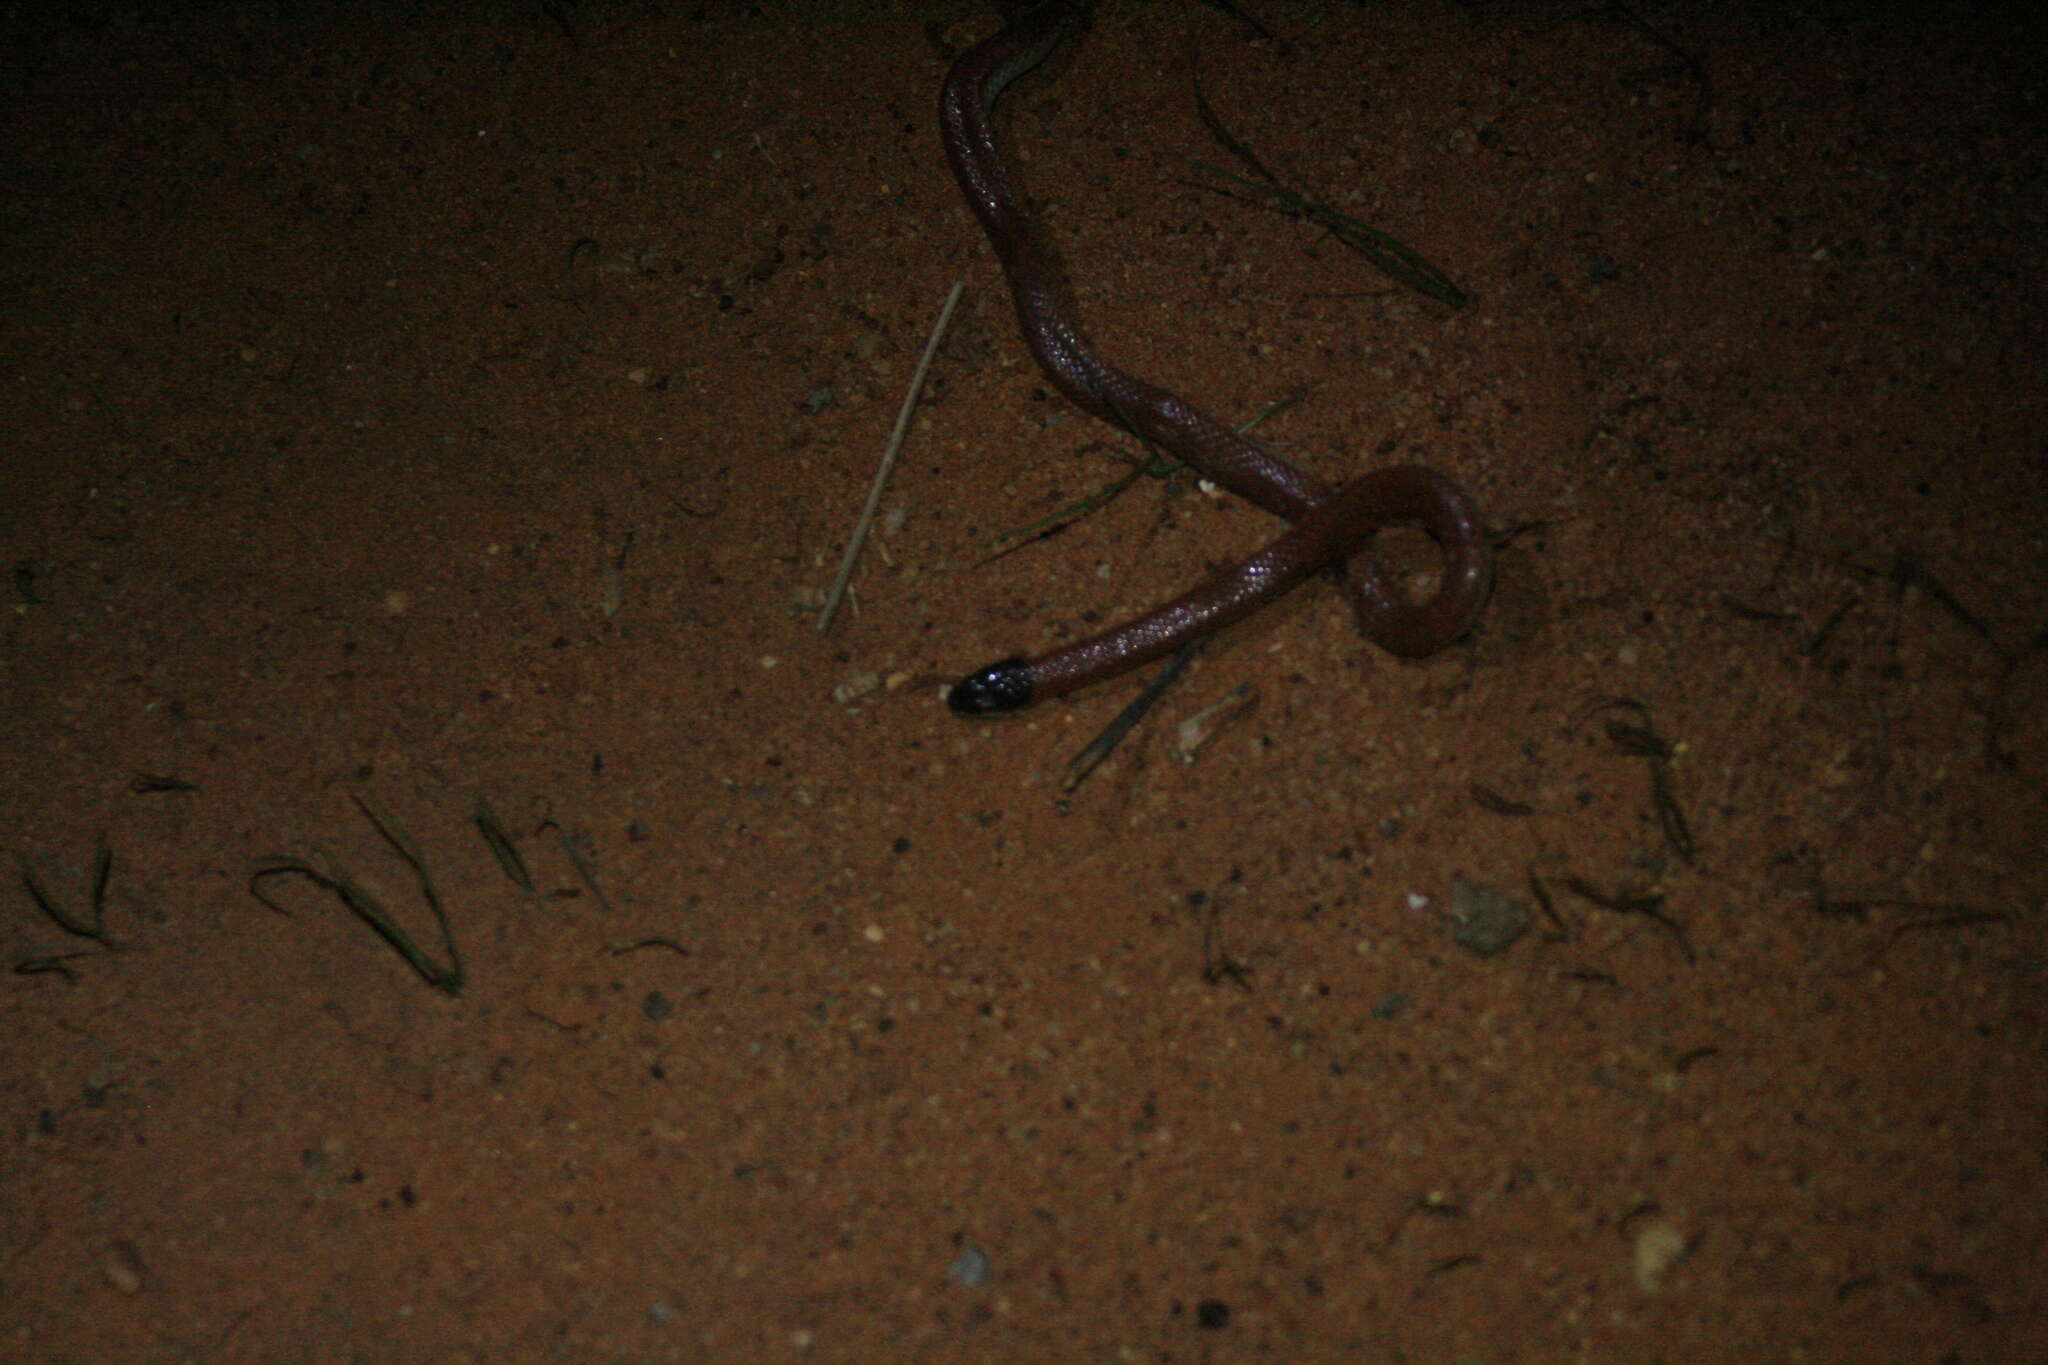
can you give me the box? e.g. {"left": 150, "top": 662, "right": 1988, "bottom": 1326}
{"left": 940, "top": 2, "right": 1490, "bottom": 714}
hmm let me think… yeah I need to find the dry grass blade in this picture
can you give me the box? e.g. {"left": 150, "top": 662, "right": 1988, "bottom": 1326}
{"left": 1649, "top": 762, "right": 1696, "bottom": 864}
{"left": 541, "top": 819, "right": 610, "bottom": 913}
{"left": 1188, "top": 0, "right": 1283, "bottom": 49}
{"left": 472, "top": 794, "right": 534, "bottom": 894}
{"left": 986, "top": 393, "right": 1299, "bottom": 551}
{"left": 250, "top": 797, "right": 465, "bottom": 994}
{"left": 250, "top": 849, "right": 464, "bottom": 995}
{"left": 1189, "top": 78, "right": 1468, "bottom": 307}
{"left": 1604, "top": 720, "right": 1670, "bottom": 759}
{"left": 1890, "top": 546, "right": 1996, "bottom": 648}
{"left": 1062, "top": 640, "right": 1206, "bottom": 793}
{"left": 818, "top": 277, "right": 965, "bottom": 631}
{"left": 14, "top": 951, "right": 99, "bottom": 983}
{"left": 982, "top": 446, "right": 1170, "bottom": 552}
{"left": 985, "top": 381, "right": 1185, "bottom": 551}
{"left": 1470, "top": 785, "right": 1535, "bottom": 816}
{"left": 1599, "top": 1, "right": 1714, "bottom": 147}
{"left": 1561, "top": 874, "right": 1695, "bottom": 963}
{"left": 1169, "top": 681, "right": 1256, "bottom": 765}
{"left": 1584, "top": 698, "right": 1697, "bottom": 866}
{"left": 611, "top": 937, "right": 690, "bottom": 957}
{"left": 18, "top": 848, "right": 116, "bottom": 947}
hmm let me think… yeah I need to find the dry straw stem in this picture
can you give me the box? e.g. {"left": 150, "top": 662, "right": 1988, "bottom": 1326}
{"left": 250, "top": 795, "right": 465, "bottom": 995}
{"left": 817, "top": 278, "right": 965, "bottom": 632}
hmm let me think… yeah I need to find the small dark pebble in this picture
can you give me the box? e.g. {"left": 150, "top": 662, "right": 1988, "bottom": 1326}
{"left": 948, "top": 1244, "right": 992, "bottom": 1289}
{"left": 1447, "top": 877, "right": 1530, "bottom": 956}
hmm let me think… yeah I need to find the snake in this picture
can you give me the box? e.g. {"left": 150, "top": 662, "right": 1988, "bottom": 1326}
{"left": 938, "top": 0, "right": 1491, "bottom": 714}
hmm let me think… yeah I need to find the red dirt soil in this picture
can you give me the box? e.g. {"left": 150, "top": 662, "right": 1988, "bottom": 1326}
{"left": 3, "top": 1, "right": 2044, "bottom": 1360}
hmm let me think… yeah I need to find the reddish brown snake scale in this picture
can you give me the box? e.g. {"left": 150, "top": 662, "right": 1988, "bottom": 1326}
{"left": 940, "top": 0, "right": 1490, "bottom": 715}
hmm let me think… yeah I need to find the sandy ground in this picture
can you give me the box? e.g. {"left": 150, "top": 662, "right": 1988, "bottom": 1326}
{"left": 3, "top": 1, "right": 2044, "bottom": 1360}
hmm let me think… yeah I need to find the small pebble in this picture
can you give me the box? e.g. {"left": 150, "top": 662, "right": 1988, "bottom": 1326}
{"left": 1447, "top": 877, "right": 1529, "bottom": 956}
{"left": 947, "top": 1244, "right": 992, "bottom": 1289}
{"left": 1633, "top": 1218, "right": 1690, "bottom": 1292}
{"left": 103, "top": 1240, "right": 146, "bottom": 1294}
